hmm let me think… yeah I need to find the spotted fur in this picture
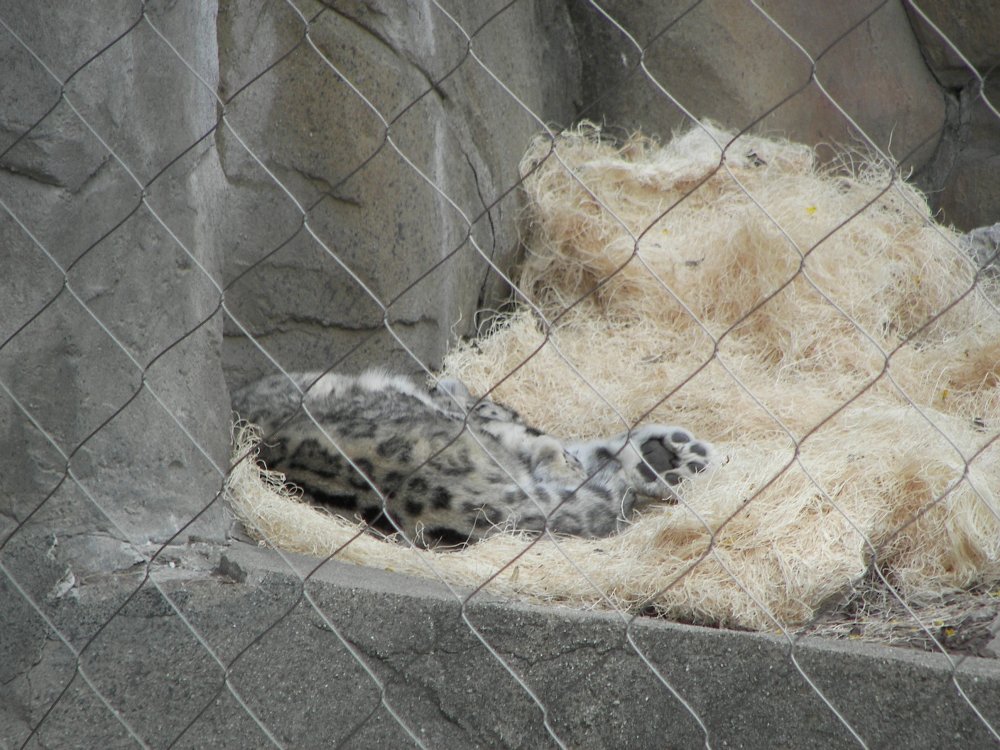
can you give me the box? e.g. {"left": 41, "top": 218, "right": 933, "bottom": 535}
{"left": 232, "top": 370, "right": 714, "bottom": 548}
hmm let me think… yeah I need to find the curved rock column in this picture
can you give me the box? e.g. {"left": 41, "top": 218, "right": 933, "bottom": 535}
{"left": 217, "top": 1, "right": 581, "bottom": 387}
{"left": 0, "top": 0, "right": 230, "bottom": 694}
{"left": 568, "top": 0, "right": 946, "bottom": 171}
{"left": 905, "top": 0, "right": 1000, "bottom": 230}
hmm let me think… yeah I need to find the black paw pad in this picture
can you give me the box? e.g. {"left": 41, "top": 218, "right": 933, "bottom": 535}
{"left": 639, "top": 439, "right": 679, "bottom": 480}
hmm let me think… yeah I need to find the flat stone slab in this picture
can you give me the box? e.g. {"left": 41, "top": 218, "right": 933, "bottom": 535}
{"left": 4, "top": 541, "right": 999, "bottom": 748}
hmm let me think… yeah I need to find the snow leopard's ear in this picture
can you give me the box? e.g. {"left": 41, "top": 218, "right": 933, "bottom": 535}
{"left": 432, "top": 377, "right": 472, "bottom": 402}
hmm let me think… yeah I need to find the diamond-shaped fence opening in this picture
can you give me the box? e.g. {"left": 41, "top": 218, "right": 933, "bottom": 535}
{"left": 2, "top": 1, "right": 1000, "bottom": 748}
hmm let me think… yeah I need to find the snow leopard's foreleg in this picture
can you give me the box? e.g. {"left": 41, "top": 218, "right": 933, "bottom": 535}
{"left": 567, "top": 425, "right": 714, "bottom": 502}
{"left": 498, "top": 425, "right": 715, "bottom": 537}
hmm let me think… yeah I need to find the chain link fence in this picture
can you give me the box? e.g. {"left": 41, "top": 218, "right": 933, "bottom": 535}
{"left": 2, "top": 1, "right": 1000, "bottom": 747}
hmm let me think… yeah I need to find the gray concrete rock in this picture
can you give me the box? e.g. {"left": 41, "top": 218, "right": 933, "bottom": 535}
{"left": 903, "top": 2, "right": 1000, "bottom": 230}
{"left": 217, "top": 0, "right": 581, "bottom": 387}
{"left": 4, "top": 543, "right": 1000, "bottom": 748}
{"left": 939, "top": 144, "right": 1000, "bottom": 231}
{"left": 567, "top": 0, "right": 946, "bottom": 170}
{"left": 917, "top": 77, "right": 1000, "bottom": 231}
{"left": 0, "top": 0, "right": 231, "bottom": 586}
{"left": 904, "top": 0, "right": 1000, "bottom": 89}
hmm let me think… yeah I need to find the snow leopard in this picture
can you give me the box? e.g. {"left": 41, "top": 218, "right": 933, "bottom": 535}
{"left": 232, "top": 370, "right": 715, "bottom": 548}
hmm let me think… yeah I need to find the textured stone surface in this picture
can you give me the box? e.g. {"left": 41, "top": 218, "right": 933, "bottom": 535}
{"left": 936, "top": 145, "right": 1000, "bottom": 231}
{"left": 4, "top": 543, "right": 1000, "bottom": 748}
{"left": 913, "top": 71, "right": 1000, "bottom": 230}
{"left": 568, "top": 0, "right": 946, "bottom": 169}
{"left": 0, "top": 0, "right": 236, "bottom": 712}
{"left": 218, "top": 0, "right": 581, "bottom": 387}
{"left": 905, "top": 0, "right": 1000, "bottom": 88}
{"left": 903, "top": 1, "right": 1000, "bottom": 230}
{"left": 0, "top": 1, "right": 230, "bottom": 573}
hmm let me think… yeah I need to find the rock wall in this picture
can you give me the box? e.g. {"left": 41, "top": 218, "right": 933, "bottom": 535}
{"left": 217, "top": 0, "right": 582, "bottom": 387}
{"left": 904, "top": 0, "right": 1000, "bottom": 230}
{"left": 568, "top": 0, "right": 946, "bottom": 169}
{"left": 0, "top": 2, "right": 230, "bottom": 586}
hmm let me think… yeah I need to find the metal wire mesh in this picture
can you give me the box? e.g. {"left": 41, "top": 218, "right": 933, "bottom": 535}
{"left": 2, "top": 1, "right": 999, "bottom": 747}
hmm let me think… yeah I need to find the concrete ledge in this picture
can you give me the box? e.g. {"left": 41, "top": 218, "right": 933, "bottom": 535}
{"left": 4, "top": 541, "right": 999, "bottom": 748}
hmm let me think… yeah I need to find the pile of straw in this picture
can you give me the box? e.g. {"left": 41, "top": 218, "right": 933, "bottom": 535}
{"left": 228, "top": 123, "right": 1000, "bottom": 630}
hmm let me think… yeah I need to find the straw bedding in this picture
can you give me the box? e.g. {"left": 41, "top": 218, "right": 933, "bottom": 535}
{"left": 227, "top": 123, "right": 1000, "bottom": 631}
